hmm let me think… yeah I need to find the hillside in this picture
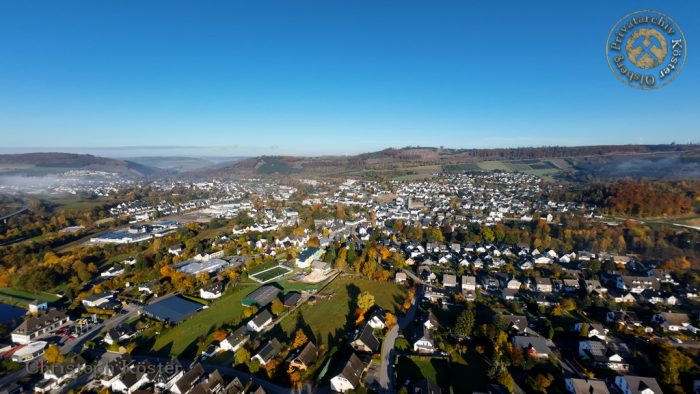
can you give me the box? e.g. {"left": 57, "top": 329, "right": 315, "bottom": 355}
{"left": 126, "top": 156, "right": 246, "bottom": 173}
{"left": 208, "top": 144, "right": 700, "bottom": 180}
{"left": 0, "top": 152, "right": 165, "bottom": 178}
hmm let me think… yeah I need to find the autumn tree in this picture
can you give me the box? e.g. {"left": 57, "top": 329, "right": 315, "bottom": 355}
{"left": 357, "top": 291, "right": 375, "bottom": 312}
{"left": 271, "top": 298, "right": 284, "bottom": 316}
{"left": 44, "top": 344, "right": 64, "bottom": 364}
{"left": 292, "top": 329, "right": 308, "bottom": 349}
{"left": 385, "top": 312, "right": 397, "bottom": 328}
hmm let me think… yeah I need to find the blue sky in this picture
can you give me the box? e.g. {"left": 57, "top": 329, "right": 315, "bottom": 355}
{"left": 0, "top": 0, "right": 698, "bottom": 157}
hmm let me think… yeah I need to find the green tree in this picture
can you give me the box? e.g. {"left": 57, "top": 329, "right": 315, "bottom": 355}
{"left": 659, "top": 344, "right": 695, "bottom": 386}
{"left": 454, "top": 308, "right": 475, "bottom": 338}
{"left": 234, "top": 348, "right": 250, "bottom": 366}
{"left": 248, "top": 357, "right": 261, "bottom": 373}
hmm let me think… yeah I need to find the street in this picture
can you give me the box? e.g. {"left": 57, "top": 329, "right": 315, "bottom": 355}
{"left": 378, "top": 280, "right": 423, "bottom": 393}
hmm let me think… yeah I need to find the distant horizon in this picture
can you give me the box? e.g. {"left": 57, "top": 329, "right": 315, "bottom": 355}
{"left": 1, "top": 141, "right": 698, "bottom": 159}
{"left": 1, "top": 1, "right": 698, "bottom": 154}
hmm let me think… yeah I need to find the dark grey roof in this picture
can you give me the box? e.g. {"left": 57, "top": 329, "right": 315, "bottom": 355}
{"left": 354, "top": 324, "right": 380, "bottom": 353}
{"left": 142, "top": 296, "right": 203, "bottom": 323}
{"left": 225, "top": 326, "right": 249, "bottom": 346}
{"left": 250, "top": 309, "right": 273, "bottom": 328}
{"left": 255, "top": 338, "right": 282, "bottom": 363}
{"left": 293, "top": 341, "right": 318, "bottom": 366}
{"left": 243, "top": 286, "right": 280, "bottom": 307}
{"left": 336, "top": 353, "right": 365, "bottom": 389}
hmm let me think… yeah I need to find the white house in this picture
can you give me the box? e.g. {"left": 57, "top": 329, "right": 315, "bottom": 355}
{"left": 613, "top": 375, "right": 663, "bottom": 394}
{"left": 199, "top": 282, "right": 223, "bottom": 300}
{"left": 219, "top": 326, "right": 249, "bottom": 353}
{"left": 246, "top": 309, "right": 273, "bottom": 332}
{"left": 82, "top": 292, "right": 113, "bottom": 308}
{"left": 652, "top": 312, "right": 690, "bottom": 332}
{"left": 11, "top": 340, "right": 47, "bottom": 362}
{"left": 11, "top": 309, "right": 70, "bottom": 344}
{"left": 330, "top": 353, "right": 366, "bottom": 393}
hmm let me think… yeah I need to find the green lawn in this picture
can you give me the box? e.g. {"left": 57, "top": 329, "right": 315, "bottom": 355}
{"left": 276, "top": 275, "right": 405, "bottom": 348}
{"left": 0, "top": 287, "right": 60, "bottom": 307}
{"left": 142, "top": 284, "right": 257, "bottom": 358}
{"left": 396, "top": 353, "right": 488, "bottom": 392}
{"left": 250, "top": 266, "right": 292, "bottom": 282}
{"left": 247, "top": 259, "right": 281, "bottom": 274}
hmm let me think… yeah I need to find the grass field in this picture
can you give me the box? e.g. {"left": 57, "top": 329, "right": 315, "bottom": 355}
{"left": 249, "top": 265, "right": 292, "bottom": 283}
{"left": 276, "top": 275, "right": 405, "bottom": 347}
{"left": 396, "top": 353, "right": 488, "bottom": 392}
{"left": 141, "top": 284, "right": 257, "bottom": 358}
{"left": 0, "top": 287, "right": 61, "bottom": 307}
{"left": 247, "top": 259, "right": 282, "bottom": 275}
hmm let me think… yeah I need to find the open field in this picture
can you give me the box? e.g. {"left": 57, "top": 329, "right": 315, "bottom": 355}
{"left": 0, "top": 287, "right": 61, "bottom": 307}
{"left": 140, "top": 284, "right": 256, "bottom": 358}
{"left": 275, "top": 275, "right": 405, "bottom": 347}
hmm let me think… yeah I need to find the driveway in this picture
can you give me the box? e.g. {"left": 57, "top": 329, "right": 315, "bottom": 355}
{"left": 378, "top": 284, "right": 422, "bottom": 393}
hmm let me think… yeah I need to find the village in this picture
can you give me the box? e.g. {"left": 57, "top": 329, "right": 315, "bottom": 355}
{"left": 0, "top": 172, "right": 699, "bottom": 394}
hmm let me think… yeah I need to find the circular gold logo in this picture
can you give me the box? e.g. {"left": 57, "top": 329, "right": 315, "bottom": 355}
{"left": 606, "top": 10, "right": 687, "bottom": 89}
{"left": 626, "top": 28, "right": 667, "bottom": 69}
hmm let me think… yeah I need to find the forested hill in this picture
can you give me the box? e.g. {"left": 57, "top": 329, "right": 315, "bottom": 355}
{"left": 205, "top": 144, "right": 700, "bottom": 179}
{"left": 0, "top": 152, "right": 165, "bottom": 177}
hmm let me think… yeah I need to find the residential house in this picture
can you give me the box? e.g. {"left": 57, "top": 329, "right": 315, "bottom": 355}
{"left": 296, "top": 247, "right": 322, "bottom": 268}
{"left": 289, "top": 341, "right": 318, "bottom": 371}
{"left": 199, "top": 282, "right": 224, "bottom": 300}
{"left": 413, "top": 325, "right": 436, "bottom": 354}
{"left": 579, "top": 340, "right": 628, "bottom": 371}
{"left": 367, "top": 309, "right": 387, "bottom": 330}
{"left": 512, "top": 336, "right": 552, "bottom": 358}
{"left": 247, "top": 309, "right": 274, "bottom": 332}
{"left": 500, "top": 315, "right": 528, "bottom": 334}
{"left": 171, "top": 364, "right": 207, "bottom": 394}
{"left": 82, "top": 292, "right": 114, "bottom": 308}
{"left": 395, "top": 272, "right": 408, "bottom": 284}
{"left": 442, "top": 274, "right": 457, "bottom": 289}
{"left": 311, "top": 260, "right": 331, "bottom": 275}
{"left": 330, "top": 353, "right": 367, "bottom": 393}
{"left": 653, "top": 312, "right": 691, "bottom": 332}
{"left": 11, "top": 309, "right": 70, "bottom": 344}
{"left": 565, "top": 378, "right": 610, "bottom": 394}
{"left": 617, "top": 275, "right": 660, "bottom": 293}
{"left": 613, "top": 375, "right": 663, "bottom": 394}
{"left": 283, "top": 292, "right": 302, "bottom": 307}
{"left": 351, "top": 324, "right": 380, "bottom": 354}
{"left": 219, "top": 326, "right": 249, "bottom": 353}
{"left": 253, "top": 338, "right": 282, "bottom": 366}
{"left": 606, "top": 311, "right": 642, "bottom": 328}
{"left": 462, "top": 275, "right": 477, "bottom": 292}
{"left": 574, "top": 322, "right": 607, "bottom": 341}
{"left": 535, "top": 278, "right": 553, "bottom": 293}
{"left": 104, "top": 324, "right": 136, "bottom": 346}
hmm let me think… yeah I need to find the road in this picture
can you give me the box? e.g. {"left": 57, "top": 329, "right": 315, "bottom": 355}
{"left": 378, "top": 283, "right": 423, "bottom": 393}
{"left": 60, "top": 304, "right": 139, "bottom": 355}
